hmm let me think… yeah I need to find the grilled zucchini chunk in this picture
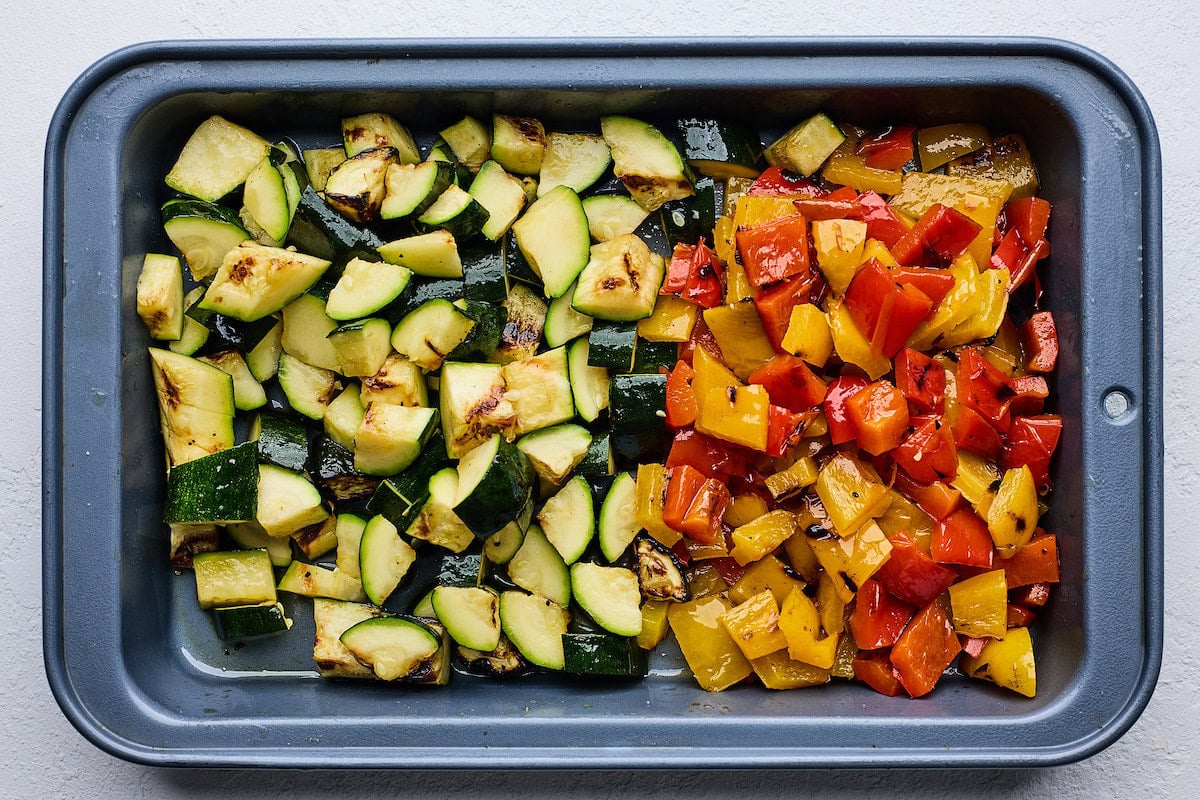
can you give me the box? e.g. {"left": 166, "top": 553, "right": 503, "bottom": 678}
{"left": 162, "top": 199, "right": 250, "bottom": 282}
{"left": 198, "top": 349, "right": 266, "bottom": 411}
{"left": 635, "top": 536, "right": 690, "bottom": 601}
{"left": 491, "top": 283, "right": 548, "bottom": 364}
{"left": 168, "top": 523, "right": 220, "bottom": 568}
{"left": 676, "top": 117, "right": 763, "bottom": 180}
{"left": 322, "top": 384, "right": 365, "bottom": 452}
{"left": 571, "top": 234, "right": 667, "bottom": 322}
{"left": 256, "top": 463, "right": 329, "bottom": 537}
{"left": 358, "top": 514, "right": 418, "bottom": 606}
{"left": 567, "top": 337, "right": 612, "bottom": 424}
{"left": 136, "top": 253, "right": 185, "bottom": 341}
{"left": 226, "top": 520, "right": 293, "bottom": 567}
{"left": 324, "top": 146, "right": 398, "bottom": 223}
{"left": 507, "top": 523, "right": 573, "bottom": 605}
{"left": 353, "top": 403, "right": 439, "bottom": 477}
{"left": 543, "top": 288, "right": 594, "bottom": 347}
{"left": 469, "top": 160, "right": 528, "bottom": 241}
{"left": 763, "top": 112, "right": 845, "bottom": 177}
{"left": 302, "top": 147, "right": 346, "bottom": 191}
{"left": 598, "top": 471, "right": 640, "bottom": 562}
{"left": 454, "top": 634, "right": 528, "bottom": 677}
{"left": 439, "top": 116, "right": 492, "bottom": 174}
{"left": 581, "top": 195, "right": 650, "bottom": 243}
{"left": 562, "top": 633, "right": 649, "bottom": 678}
{"left": 361, "top": 353, "right": 429, "bottom": 408}
{"left": 600, "top": 116, "right": 694, "bottom": 211}
{"left": 432, "top": 586, "right": 502, "bottom": 652}
{"left": 340, "top": 616, "right": 442, "bottom": 681}
{"left": 212, "top": 602, "right": 292, "bottom": 641}
{"left": 538, "top": 132, "right": 611, "bottom": 196}
{"left": 325, "top": 257, "right": 413, "bottom": 322}
{"left": 418, "top": 185, "right": 490, "bottom": 239}
{"left": 341, "top": 112, "right": 421, "bottom": 163}
{"left": 310, "top": 437, "right": 381, "bottom": 502}
{"left": 569, "top": 561, "right": 643, "bottom": 637}
{"left": 501, "top": 346, "right": 575, "bottom": 437}
{"left": 291, "top": 515, "right": 338, "bottom": 560}
{"left": 499, "top": 590, "right": 571, "bottom": 670}
{"left": 165, "top": 115, "right": 271, "bottom": 203}
{"left": 515, "top": 423, "right": 593, "bottom": 486}
{"left": 243, "top": 150, "right": 298, "bottom": 242}
{"left": 199, "top": 242, "right": 332, "bottom": 323}
{"left": 381, "top": 160, "right": 456, "bottom": 220}
{"left": 511, "top": 185, "right": 590, "bottom": 298}
{"left": 192, "top": 549, "right": 277, "bottom": 609}
{"left": 492, "top": 114, "right": 546, "bottom": 176}
{"left": 439, "top": 361, "right": 517, "bottom": 458}
{"left": 378, "top": 230, "right": 463, "bottom": 278}
{"left": 537, "top": 475, "right": 595, "bottom": 566}
{"left": 405, "top": 467, "right": 476, "bottom": 554}
{"left": 453, "top": 434, "right": 536, "bottom": 538}
{"left": 390, "top": 298, "right": 476, "bottom": 372}
{"left": 148, "top": 347, "right": 235, "bottom": 466}
{"left": 277, "top": 352, "right": 340, "bottom": 421}
{"left": 313, "top": 598, "right": 383, "bottom": 678}
{"left": 276, "top": 560, "right": 366, "bottom": 602}
{"left": 328, "top": 318, "right": 392, "bottom": 378}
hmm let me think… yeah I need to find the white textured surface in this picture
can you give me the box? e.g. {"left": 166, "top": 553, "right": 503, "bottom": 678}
{"left": 5, "top": 0, "right": 1194, "bottom": 795}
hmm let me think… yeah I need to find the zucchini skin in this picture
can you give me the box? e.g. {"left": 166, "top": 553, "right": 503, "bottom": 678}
{"left": 660, "top": 176, "right": 717, "bottom": 248}
{"left": 287, "top": 185, "right": 384, "bottom": 262}
{"left": 587, "top": 322, "right": 638, "bottom": 372}
{"left": 163, "top": 441, "right": 258, "bottom": 524}
{"left": 609, "top": 373, "right": 668, "bottom": 435}
{"left": 384, "top": 278, "right": 465, "bottom": 323}
{"left": 365, "top": 441, "right": 453, "bottom": 531}
{"left": 309, "top": 436, "right": 381, "bottom": 502}
{"left": 461, "top": 240, "right": 508, "bottom": 303}
{"left": 454, "top": 438, "right": 536, "bottom": 538}
{"left": 256, "top": 412, "right": 310, "bottom": 473}
{"left": 561, "top": 633, "right": 649, "bottom": 678}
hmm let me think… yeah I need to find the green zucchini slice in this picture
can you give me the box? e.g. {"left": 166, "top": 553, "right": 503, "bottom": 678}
{"left": 276, "top": 560, "right": 366, "bottom": 602}
{"left": 323, "top": 383, "right": 366, "bottom": 451}
{"left": 339, "top": 616, "right": 441, "bottom": 681}
{"left": 569, "top": 561, "right": 643, "bottom": 637}
{"left": 515, "top": 423, "right": 593, "bottom": 486}
{"left": 571, "top": 234, "right": 666, "bottom": 322}
{"left": 543, "top": 287, "right": 594, "bottom": 347}
{"left": 431, "top": 586, "right": 502, "bottom": 652}
{"left": 492, "top": 114, "right": 546, "bottom": 176}
{"left": 136, "top": 253, "right": 185, "bottom": 341}
{"left": 561, "top": 633, "right": 649, "bottom": 677}
{"left": 198, "top": 349, "right": 266, "bottom": 411}
{"left": 390, "top": 298, "right": 476, "bottom": 371}
{"left": 310, "top": 437, "right": 381, "bottom": 502}
{"left": 353, "top": 404, "right": 439, "bottom": 477}
{"left": 469, "top": 160, "right": 527, "bottom": 241}
{"left": 405, "top": 467, "right": 476, "bottom": 554}
{"left": 324, "top": 146, "right": 398, "bottom": 224}
{"left": 165, "top": 115, "right": 271, "bottom": 203}
{"left": 537, "top": 476, "right": 595, "bottom": 566}
{"left": 325, "top": 257, "right": 413, "bottom": 322}
{"left": 511, "top": 185, "right": 590, "bottom": 299}
{"left": 581, "top": 194, "right": 650, "bottom": 243}
{"left": 226, "top": 520, "right": 293, "bottom": 568}
{"left": 576, "top": 432, "right": 615, "bottom": 477}
{"left": 609, "top": 373, "right": 668, "bottom": 436}
{"left": 381, "top": 160, "right": 456, "bottom": 220}
{"left": 192, "top": 549, "right": 276, "bottom": 609}
{"left": 499, "top": 591, "right": 570, "bottom": 670}
{"left": 328, "top": 318, "right": 392, "bottom": 377}
{"left": 361, "top": 353, "right": 428, "bottom": 408}
{"left": 277, "top": 353, "right": 339, "bottom": 421}
{"left": 566, "top": 338, "right": 612, "bottom": 424}
{"left": 453, "top": 434, "right": 534, "bottom": 538}
{"left": 256, "top": 463, "right": 329, "bottom": 537}
{"left": 490, "top": 283, "right": 547, "bottom": 364}
{"left": 538, "top": 132, "right": 611, "bottom": 197}
{"left": 335, "top": 513, "right": 368, "bottom": 579}
{"left": 302, "top": 147, "right": 345, "bottom": 191}
{"left": 438, "top": 361, "right": 516, "bottom": 458}
{"left": 199, "top": 242, "right": 332, "bottom": 323}
{"left": 243, "top": 154, "right": 295, "bottom": 241}
{"left": 358, "top": 514, "right": 417, "bottom": 606}
{"left": 212, "top": 602, "right": 292, "bottom": 641}
{"left": 251, "top": 411, "right": 309, "bottom": 473}
{"left": 313, "top": 598, "right": 381, "bottom": 678}
{"left": 763, "top": 112, "right": 846, "bottom": 177}
{"left": 378, "top": 231, "right": 463, "bottom": 278}
{"left": 439, "top": 116, "right": 492, "bottom": 173}
{"left": 507, "top": 524, "right": 571, "bottom": 606}
{"left": 163, "top": 441, "right": 257, "bottom": 524}
{"left": 601, "top": 115, "right": 694, "bottom": 211}
{"left": 501, "top": 346, "right": 575, "bottom": 437}
{"left": 418, "top": 185, "right": 490, "bottom": 239}
{"left": 598, "top": 471, "right": 640, "bottom": 562}
{"left": 342, "top": 112, "right": 421, "bottom": 162}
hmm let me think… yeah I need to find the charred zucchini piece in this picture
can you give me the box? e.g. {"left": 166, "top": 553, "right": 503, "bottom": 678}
{"left": 634, "top": 536, "right": 690, "bottom": 602}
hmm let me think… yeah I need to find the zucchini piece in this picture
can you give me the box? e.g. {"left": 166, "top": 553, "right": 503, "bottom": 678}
{"left": 324, "top": 146, "right": 398, "bottom": 224}
{"left": 660, "top": 176, "right": 716, "bottom": 247}
{"left": 490, "top": 283, "right": 547, "bottom": 364}
{"left": 165, "top": 115, "right": 270, "bottom": 203}
{"left": 631, "top": 339, "right": 677, "bottom": 374}
{"left": 449, "top": 299, "right": 505, "bottom": 362}
{"left": 287, "top": 185, "right": 384, "bottom": 262}
{"left": 453, "top": 434, "right": 535, "bottom": 538}
{"left": 291, "top": 515, "right": 339, "bottom": 559}
{"left": 243, "top": 154, "right": 295, "bottom": 241}
{"left": 364, "top": 442, "right": 452, "bottom": 531}
{"left": 354, "top": 403, "right": 439, "bottom": 476}
{"left": 511, "top": 185, "right": 590, "bottom": 298}
{"left": 323, "top": 383, "right": 366, "bottom": 451}
{"left": 405, "top": 467, "right": 476, "bottom": 554}
{"left": 601, "top": 116, "right": 694, "bottom": 212}
{"left": 569, "top": 562, "right": 643, "bottom": 637}
{"left": 277, "top": 560, "right": 366, "bottom": 601}
{"left": 302, "top": 147, "right": 346, "bottom": 192}
{"left": 507, "top": 525, "right": 571, "bottom": 606}
{"left": 567, "top": 338, "right": 612, "bottom": 424}
{"left": 581, "top": 194, "right": 650, "bottom": 243}
{"left": 378, "top": 230, "right": 463, "bottom": 278}
{"left": 764, "top": 112, "right": 846, "bottom": 177}
{"left": 390, "top": 298, "right": 476, "bottom": 371}
{"left": 418, "top": 185, "right": 490, "bottom": 239}
{"left": 361, "top": 353, "right": 428, "bottom": 408}
{"left": 432, "top": 586, "right": 501, "bottom": 652}
{"left": 168, "top": 523, "right": 219, "bottom": 568}
{"left": 412, "top": 590, "right": 437, "bottom": 618}
{"left": 313, "top": 598, "right": 381, "bottom": 678}
{"left": 328, "top": 318, "right": 392, "bottom": 377}
{"left": 245, "top": 318, "right": 283, "bottom": 381}
{"left": 168, "top": 287, "right": 212, "bottom": 357}
{"left": 340, "top": 616, "right": 441, "bottom": 681}
{"left": 406, "top": 620, "right": 453, "bottom": 685}
{"left": 227, "top": 520, "right": 293, "bottom": 567}
{"left": 335, "top": 513, "right": 368, "bottom": 579}
{"left": 136, "top": 253, "right": 185, "bottom": 341}
{"left": 677, "top": 117, "right": 762, "bottom": 180}
{"left": 598, "top": 471, "right": 640, "bottom": 562}
{"left": 439, "top": 361, "right": 516, "bottom": 457}
{"left": 342, "top": 112, "right": 420, "bottom": 162}
{"left": 429, "top": 140, "right": 474, "bottom": 185}
{"left": 538, "top": 132, "right": 611, "bottom": 196}
{"left": 455, "top": 634, "right": 528, "bottom": 677}
{"left": 537, "top": 476, "right": 595, "bottom": 565}
{"left": 385, "top": 277, "right": 465, "bottom": 322}
{"left": 310, "top": 436, "right": 381, "bottom": 501}
{"left": 492, "top": 114, "right": 546, "bottom": 176}
{"left": 469, "top": 160, "right": 527, "bottom": 241}
{"left": 501, "top": 346, "right": 575, "bottom": 437}
{"left": 325, "top": 257, "right": 413, "bottom": 321}
{"left": 256, "top": 463, "right": 329, "bottom": 537}
{"left": 161, "top": 199, "right": 249, "bottom": 282}
{"left": 163, "top": 441, "right": 257, "bottom": 524}
{"left": 381, "top": 160, "right": 456, "bottom": 220}
{"left": 484, "top": 519, "right": 528, "bottom": 566}
{"left": 499, "top": 590, "right": 570, "bottom": 670}
{"left": 562, "top": 633, "right": 649, "bottom": 678}
{"left": 439, "top": 116, "right": 491, "bottom": 174}
{"left": 186, "top": 299, "right": 279, "bottom": 357}
{"left": 199, "top": 242, "right": 332, "bottom": 323}
{"left": 503, "top": 229, "right": 543, "bottom": 290}
{"left": 635, "top": 536, "right": 689, "bottom": 602}
{"left": 576, "top": 432, "right": 615, "bottom": 476}
{"left": 192, "top": 549, "right": 276, "bottom": 609}
{"left": 358, "top": 514, "right": 417, "bottom": 606}
{"left": 609, "top": 373, "right": 668, "bottom": 435}
{"left": 277, "top": 352, "right": 339, "bottom": 420}
{"left": 212, "top": 602, "right": 292, "bottom": 641}
{"left": 516, "top": 423, "right": 593, "bottom": 485}
{"left": 198, "top": 350, "right": 266, "bottom": 411}
{"left": 251, "top": 411, "right": 309, "bottom": 472}
{"left": 543, "top": 288, "right": 594, "bottom": 347}
{"left": 461, "top": 240, "right": 508, "bottom": 303}
{"left": 148, "top": 347, "right": 235, "bottom": 465}
{"left": 586, "top": 321, "right": 637, "bottom": 371}
{"left": 571, "top": 234, "right": 666, "bottom": 322}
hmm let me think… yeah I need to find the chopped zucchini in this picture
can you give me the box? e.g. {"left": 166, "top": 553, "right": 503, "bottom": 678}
{"left": 570, "top": 562, "right": 642, "bottom": 637}
{"left": 432, "top": 586, "right": 502, "bottom": 652}
{"left": 469, "top": 160, "right": 527, "bottom": 241}
{"left": 490, "top": 283, "right": 547, "bottom": 364}
{"left": 328, "top": 318, "right": 392, "bottom": 377}
{"left": 763, "top": 112, "right": 846, "bottom": 177}
{"left": 193, "top": 549, "right": 277, "bottom": 609}
{"left": 438, "top": 361, "right": 516, "bottom": 457}
{"left": 325, "top": 257, "right": 413, "bottom": 321}
{"left": 439, "top": 116, "right": 491, "bottom": 173}
{"left": 358, "top": 514, "right": 417, "bottom": 605}
{"left": 136, "top": 253, "right": 185, "bottom": 340}
{"left": 256, "top": 464, "right": 329, "bottom": 537}
{"left": 538, "top": 476, "right": 595, "bottom": 565}
{"left": 354, "top": 403, "right": 439, "bottom": 476}
{"left": 199, "top": 242, "right": 332, "bottom": 323}
{"left": 516, "top": 423, "right": 593, "bottom": 485}
{"left": 499, "top": 591, "right": 570, "bottom": 670}
{"left": 361, "top": 353, "right": 429, "bottom": 408}
{"left": 566, "top": 338, "right": 612, "bottom": 423}
{"left": 212, "top": 602, "right": 292, "bottom": 641}
{"left": 165, "top": 115, "right": 271, "bottom": 202}
{"left": 198, "top": 349, "right": 267, "bottom": 411}
{"left": 312, "top": 598, "right": 381, "bottom": 678}
{"left": 453, "top": 434, "right": 535, "bottom": 538}
{"left": 389, "top": 298, "right": 476, "bottom": 371}
{"left": 341, "top": 112, "right": 421, "bottom": 163}
{"left": 381, "top": 160, "right": 456, "bottom": 220}
{"left": 324, "top": 146, "right": 398, "bottom": 223}
{"left": 277, "top": 352, "right": 340, "bottom": 421}
{"left": 600, "top": 115, "right": 694, "bottom": 212}
{"left": 277, "top": 560, "right": 366, "bottom": 601}
{"left": 511, "top": 185, "right": 591, "bottom": 298}
{"left": 492, "top": 114, "right": 546, "bottom": 176}
{"left": 501, "top": 346, "right": 575, "bottom": 436}
{"left": 581, "top": 194, "right": 650, "bottom": 243}
{"left": 571, "top": 234, "right": 666, "bottom": 322}
{"left": 340, "top": 616, "right": 441, "bottom": 681}
{"left": 378, "top": 230, "right": 463, "bottom": 278}
{"left": 538, "top": 132, "right": 611, "bottom": 196}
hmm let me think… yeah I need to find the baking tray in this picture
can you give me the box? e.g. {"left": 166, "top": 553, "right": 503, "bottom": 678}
{"left": 42, "top": 37, "right": 1162, "bottom": 768}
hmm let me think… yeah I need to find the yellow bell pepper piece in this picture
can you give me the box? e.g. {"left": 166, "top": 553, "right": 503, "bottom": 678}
{"left": 827, "top": 299, "right": 891, "bottom": 379}
{"left": 858, "top": 237, "right": 900, "bottom": 269}
{"left": 637, "top": 599, "right": 671, "bottom": 650}
{"left": 804, "top": 411, "right": 829, "bottom": 438}
{"left": 830, "top": 630, "right": 858, "bottom": 679}
{"left": 889, "top": 171, "right": 1013, "bottom": 265}
{"left": 982, "top": 318, "right": 1027, "bottom": 378}
{"left": 686, "top": 562, "right": 730, "bottom": 599}
{"left": 691, "top": 343, "right": 739, "bottom": 402}
{"left": 808, "top": 520, "right": 894, "bottom": 603}
{"left": 730, "top": 509, "right": 796, "bottom": 565}
{"left": 719, "top": 590, "right": 789, "bottom": 660}
{"left": 783, "top": 533, "right": 821, "bottom": 583}
{"left": 723, "top": 177, "right": 755, "bottom": 215}
{"left": 952, "top": 450, "right": 1001, "bottom": 517}
{"left": 821, "top": 139, "right": 903, "bottom": 196}
{"left": 703, "top": 301, "right": 776, "bottom": 381}
{"left": 764, "top": 455, "right": 819, "bottom": 500}
{"left": 905, "top": 253, "right": 983, "bottom": 351}
{"left": 916, "top": 123, "right": 992, "bottom": 171}
{"left": 725, "top": 493, "right": 769, "bottom": 528}
{"left": 751, "top": 649, "right": 831, "bottom": 689}
{"left": 988, "top": 465, "right": 1040, "bottom": 558}
{"left": 729, "top": 554, "right": 805, "bottom": 606}
{"left": 811, "top": 218, "right": 868, "bottom": 294}
{"left": 949, "top": 569, "right": 1008, "bottom": 639}
{"left": 634, "top": 463, "right": 680, "bottom": 547}
{"left": 779, "top": 586, "right": 837, "bottom": 669}
{"left": 733, "top": 195, "right": 799, "bottom": 229}
{"left": 712, "top": 215, "right": 753, "bottom": 303}
{"left": 814, "top": 452, "right": 891, "bottom": 537}
{"left": 781, "top": 303, "right": 834, "bottom": 367}
{"left": 637, "top": 295, "right": 698, "bottom": 343}
{"left": 668, "top": 596, "right": 753, "bottom": 691}
{"left": 875, "top": 490, "right": 935, "bottom": 554}
{"left": 940, "top": 267, "right": 1010, "bottom": 348}
{"left": 960, "top": 626, "right": 1037, "bottom": 697}
{"left": 817, "top": 571, "right": 847, "bottom": 637}
{"left": 696, "top": 383, "right": 769, "bottom": 452}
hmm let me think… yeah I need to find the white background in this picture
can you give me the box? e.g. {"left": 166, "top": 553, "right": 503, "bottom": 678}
{"left": 4, "top": 1, "right": 1194, "bottom": 796}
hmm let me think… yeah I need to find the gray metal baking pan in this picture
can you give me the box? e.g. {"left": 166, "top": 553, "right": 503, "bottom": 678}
{"left": 42, "top": 37, "right": 1162, "bottom": 768}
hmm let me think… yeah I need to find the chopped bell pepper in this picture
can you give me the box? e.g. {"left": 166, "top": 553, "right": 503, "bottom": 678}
{"left": 703, "top": 301, "right": 777, "bottom": 380}
{"left": 765, "top": 405, "right": 812, "bottom": 459}
{"left": 822, "top": 137, "right": 904, "bottom": 196}
{"left": 680, "top": 477, "right": 732, "bottom": 545}
{"left": 893, "top": 415, "right": 958, "bottom": 484}
{"left": 684, "top": 562, "right": 729, "bottom": 599}
{"left": 638, "top": 295, "right": 700, "bottom": 342}
{"left": 1005, "top": 196, "right": 1052, "bottom": 245}
{"left": 1007, "top": 374, "right": 1048, "bottom": 416}
{"left": 951, "top": 403, "right": 1003, "bottom": 460}
{"left": 696, "top": 383, "right": 770, "bottom": 452}
{"left": 754, "top": 272, "right": 820, "bottom": 351}
{"left": 1006, "top": 604, "right": 1037, "bottom": 629}
{"left": 1011, "top": 580, "right": 1053, "bottom": 608}
{"left": 764, "top": 452, "right": 818, "bottom": 498}
{"left": 960, "top": 626, "right": 1036, "bottom": 697}
{"left": 730, "top": 509, "right": 797, "bottom": 565}
{"left": 894, "top": 347, "right": 945, "bottom": 415}
{"left": 940, "top": 266, "right": 1009, "bottom": 348}
{"left": 736, "top": 213, "right": 811, "bottom": 288}
{"left": 709, "top": 556, "right": 747, "bottom": 586}
{"left": 783, "top": 531, "right": 821, "bottom": 583}
{"left": 793, "top": 195, "right": 863, "bottom": 220}
{"left": 856, "top": 124, "right": 916, "bottom": 171}
{"left": 858, "top": 192, "right": 910, "bottom": 248}
{"left": 668, "top": 596, "right": 754, "bottom": 692}
{"left": 814, "top": 452, "right": 891, "bottom": 536}
{"left": 950, "top": 451, "right": 1001, "bottom": 516}
{"left": 844, "top": 259, "right": 935, "bottom": 359}
{"left": 719, "top": 589, "right": 789, "bottom": 660}
{"left": 779, "top": 586, "right": 838, "bottom": 669}
{"left": 874, "top": 490, "right": 936, "bottom": 553}
{"left": 678, "top": 314, "right": 723, "bottom": 365}
{"left": 889, "top": 171, "right": 1013, "bottom": 267}
{"left": 851, "top": 578, "right": 916, "bottom": 650}
{"left": 1002, "top": 532, "right": 1060, "bottom": 587}
{"left": 890, "top": 598, "right": 962, "bottom": 698}
{"left": 780, "top": 303, "right": 834, "bottom": 367}
{"left": 811, "top": 218, "right": 869, "bottom": 293}
{"left": 890, "top": 203, "right": 983, "bottom": 267}
{"left": 817, "top": 571, "right": 847, "bottom": 637}
{"left": 1007, "top": 236, "right": 1050, "bottom": 293}
{"left": 1000, "top": 415, "right": 1062, "bottom": 493}
{"left": 957, "top": 346, "right": 1013, "bottom": 433}
{"left": 724, "top": 493, "right": 769, "bottom": 529}
{"left": 748, "top": 166, "right": 826, "bottom": 198}
{"left": 894, "top": 472, "right": 962, "bottom": 521}
{"left": 666, "top": 428, "right": 752, "bottom": 482}
{"left": 637, "top": 599, "right": 672, "bottom": 649}
{"left": 734, "top": 194, "right": 808, "bottom": 229}
{"left": 989, "top": 227, "right": 1027, "bottom": 273}
{"left": 887, "top": 265, "right": 955, "bottom": 307}
{"left": 948, "top": 569, "right": 1008, "bottom": 639}
{"left": 664, "top": 360, "right": 697, "bottom": 428}
{"left": 663, "top": 240, "right": 725, "bottom": 308}
{"left": 844, "top": 380, "right": 910, "bottom": 456}
{"left": 748, "top": 354, "right": 828, "bottom": 412}
{"left": 854, "top": 651, "right": 906, "bottom": 696}
{"left": 1021, "top": 311, "right": 1058, "bottom": 373}
{"left": 827, "top": 299, "right": 892, "bottom": 379}
{"left": 987, "top": 465, "right": 1039, "bottom": 558}
{"left": 874, "top": 531, "right": 957, "bottom": 607}
{"left": 947, "top": 134, "right": 1040, "bottom": 200}
{"left": 752, "top": 649, "right": 831, "bottom": 689}
{"left": 690, "top": 342, "right": 739, "bottom": 403}
{"left": 808, "top": 520, "right": 893, "bottom": 602}
{"left": 729, "top": 554, "right": 805, "bottom": 606}
{"left": 915, "top": 123, "right": 991, "bottom": 172}
{"left": 662, "top": 464, "right": 706, "bottom": 533}
{"left": 932, "top": 507, "right": 994, "bottom": 568}
{"left": 635, "top": 463, "right": 681, "bottom": 548}
{"left": 905, "top": 253, "right": 983, "bottom": 351}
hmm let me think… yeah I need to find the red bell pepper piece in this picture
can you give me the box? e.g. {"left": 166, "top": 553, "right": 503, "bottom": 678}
{"left": 989, "top": 227, "right": 1027, "bottom": 273}
{"left": 875, "top": 531, "right": 958, "bottom": 608}
{"left": 736, "top": 213, "right": 811, "bottom": 288}
{"left": 662, "top": 465, "right": 707, "bottom": 532}
{"left": 892, "top": 416, "right": 958, "bottom": 484}
{"left": 890, "top": 599, "right": 962, "bottom": 698}
{"left": 823, "top": 375, "right": 871, "bottom": 445}
{"left": 1000, "top": 415, "right": 1063, "bottom": 493}
{"left": 1006, "top": 604, "right": 1037, "bottom": 628}
{"left": 931, "top": 508, "right": 994, "bottom": 568}
{"left": 1021, "top": 311, "right": 1059, "bottom": 373}
{"left": 747, "top": 354, "right": 829, "bottom": 412}
{"left": 766, "top": 405, "right": 812, "bottom": 458}
{"left": 666, "top": 428, "right": 752, "bottom": 482}
{"left": 891, "top": 203, "right": 982, "bottom": 266}
{"left": 858, "top": 191, "right": 910, "bottom": 248}
{"left": 748, "top": 166, "right": 826, "bottom": 197}
{"left": 678, "top": 477, "right": 731, "bottom": 545}
{"left": 662, "top": 243, "right": 693, "bottom": 294}
{"left": 1008, "top": 374, "right": 1049, "bottom": 416}
{"left": 664, "top": 360, "right": 697, "bottom": 428}
{"left": 894, "top": 348, "right": 945, "bottom": 414}
{"left": 957, "top": 347, "right": 1013, "bottom": 433}
{"left": 792, "top": 196, "right": 864, "bottom": 220}
{"left": 1011, "top": 580, "right": 1053, "bottom": 607}
{"left": 1002, "top": 533, "right": 1060, "bottom": 587}
{"left": 894, "top": 473, "right": 962, "bottom": 520}
{"left": 951, "top": 404, "right": 1003, "bottom": 459}
{"left": 845, "top": 380, "right": 910, "bottom": 456}
{"left": 663, "top": 241, "right": 724, "bottom": 308}
{"left": 888, "top": 265, "right": 955, "bottom": 308}
{"left": 845, "top": 259, "right": 934, "bottom": 358}
{"left": 708, "top": 556, "right": 747, "bottom": 586}
{"left": 678, "top": 315, "right": 723, "bottom": 365}
{"left": 851, "top": 578, "right": 916, "bottom": 650}
{"left": 854, "top": 651, "right": 906, "bottom": 696}
{"left": 1007, "top": 237, "right": 1050, "bottom": 293}
{"left": 856, "top": 124, "right": 916, "bottom": 171}
{"left": 961, "top": 636, "right": 989, "bottom": 658}
{"left": 1005, "top": 196, "right": 1052, "bottom": 246}
{"left": 753, "top": 272, "right": 819, "bottom": 351}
